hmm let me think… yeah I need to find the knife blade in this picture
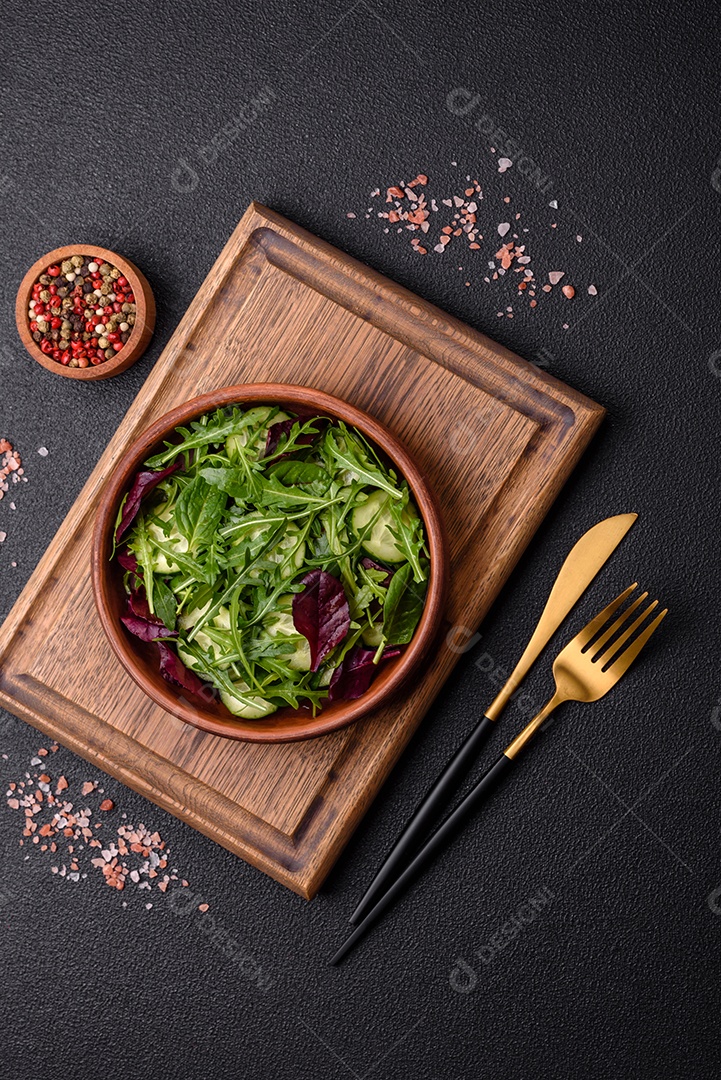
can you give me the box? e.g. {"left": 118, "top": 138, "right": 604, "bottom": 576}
{"left": 484, "top": 512, "right": 637, "bottom": 721}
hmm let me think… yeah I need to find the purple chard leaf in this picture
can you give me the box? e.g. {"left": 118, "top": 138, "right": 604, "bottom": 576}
{"left": 120, "top": 614, "right": 175, "bottom": 642}
{"left": 115, "top": 462, "right": 181, "bottom": 543}
{"left": 121, "top": 592, "right": 177, "bottom": 643}
{"left": 292, "top": 569, "right": 351, "bottom": 671}
{"left": 127, "top": 589, "right": 159, "bottom": 622}
{"left": 155, "top": 641, "right": 207, "bottom": 694}
{"left": 116, "top": 548, "right": 140, "bottom": 574}
{"left": 264, "top": 414, "right": 324, "bottom": 459}
{"left": 359, "top": 556, "right": 395, "bottom": 588}
{"left": 328, "top": 645, "right": 404, "bottom": 702}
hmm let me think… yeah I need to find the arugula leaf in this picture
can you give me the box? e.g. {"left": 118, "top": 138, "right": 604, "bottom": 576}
{"left": 323, "top": 426, "right": 401, "bottom": 500}
{"left": 229, "top": 580, "right": 261, "bottom": 689}
{"left": 175, "top": 476, "right": 227, "bottom": 552}
{"left": 146, "top": 537, "right": 215, "bottom": 584}
{"left": 256, "top": 474, "right": 342, "bottom": 509}
{"left": 144, "top": 408, "right": 255, "bottom": 469}
{"left": 220, "top": 508, "right": 307, "bottom": 539}
{"left": 389, "top": 490, "right": 427, "bottom": 582}
{"left": 264, "top": 417, "right": 325, "bottom": 460}
{"left": 128, "top": 513, "right": 156, "bottom": 614}
{"left": 189, "top": 522, "right": 288, "bottom": 637}
{"left": 154, "top": 577, "right": 178, "bottom": 631}
{"left": 199, "top": 466, "right": 250, "bottom": 500}
{"left": 268, "top": 460, "right": 331, "bottom": 490}
{"left": 382, "top": 563, "right": 427, "bottom": 645}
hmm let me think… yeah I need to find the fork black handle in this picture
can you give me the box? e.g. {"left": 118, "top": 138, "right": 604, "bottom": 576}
{"left": 349, "top": 714, "right": 495, "bottom": 926}
{"left": 331, "top": 752, "right": 514, "bottom": 965}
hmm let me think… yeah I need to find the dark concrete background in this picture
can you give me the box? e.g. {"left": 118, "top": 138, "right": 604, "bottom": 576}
{"left": 1, "top": 1, "right": 720, "bottom": 1076}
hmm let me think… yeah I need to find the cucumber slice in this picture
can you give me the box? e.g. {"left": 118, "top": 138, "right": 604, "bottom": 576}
{"left": 147, "top": 502, "right": 190, "bottom": 573}
{"left": 178, "top": 599, "right": 212, "bottom": 631}
{"left": 177, "top": 639, "right": 213, "bottom": 670}
{"left": 351, "top": 490, "right": 417, "bottom": 563}
{"left": 362, "top": 622, "right": 384, "bottom": 647}
{"left": 220, "top": 682, "right": 277, "bottom": 719}
{"left": 265, "top": 595, "right": 311, "bottom": 670}
{"left": 178, "top": 614, "right": 234, "bottom": 671}
{"left": 317, "top": 664, "right": 334, "bottom": 687}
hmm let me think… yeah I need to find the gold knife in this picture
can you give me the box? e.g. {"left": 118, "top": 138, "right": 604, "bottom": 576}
{"left": 485, "top": 512, "right": 638, "bottom": 719}
{"left": 349, "top": 512, "right": 637, "bottom": 926}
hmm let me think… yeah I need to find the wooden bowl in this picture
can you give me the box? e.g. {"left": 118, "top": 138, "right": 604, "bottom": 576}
{"left": 91, "top": 384, "right": 448, "bottom": 743}
{"left": 16, "top": 244, "right": 155, "bottom": 380}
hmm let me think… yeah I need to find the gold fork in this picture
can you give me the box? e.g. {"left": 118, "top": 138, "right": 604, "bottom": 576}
{"left": 330, "top": 584, "right": 668, "bottom": 965}
{"left": 504, "top": 582, "right": 667, "bottom": 759}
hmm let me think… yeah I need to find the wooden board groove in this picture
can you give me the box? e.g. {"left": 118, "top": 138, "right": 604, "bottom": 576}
{"left": 0, "top": 202, "right": 604, "bottom": 898}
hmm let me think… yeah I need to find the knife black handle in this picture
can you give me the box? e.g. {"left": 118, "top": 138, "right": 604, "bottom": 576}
{"left": 332, "top": 752, "right": 514, "bottom": 965}
{"left": 349, "top": 714, "right": 495, "bottom": 926}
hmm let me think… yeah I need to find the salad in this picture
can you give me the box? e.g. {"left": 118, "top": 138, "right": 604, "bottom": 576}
{"left": 112, "top": 404, "right": 429, "bottom": 719}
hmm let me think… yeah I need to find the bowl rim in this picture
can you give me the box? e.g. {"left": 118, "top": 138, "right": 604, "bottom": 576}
{"left": 91, "top": 383, "right": 449, "bottom": 743}
{"left": 15, "top": 243, "right": 155, "bottom": 381}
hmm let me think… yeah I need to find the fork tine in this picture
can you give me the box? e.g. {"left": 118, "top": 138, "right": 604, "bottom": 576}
{"left": 607, "top": 608, "right": 668, "bottom": 675}
{"left": 597, "top": 599, "right": 658, "bottom": 665}
{"left": 586, "top": 591, "right": 649, "bottom": 657}
{"left": 573, "top": 584, "right": 638, "bottom": 648}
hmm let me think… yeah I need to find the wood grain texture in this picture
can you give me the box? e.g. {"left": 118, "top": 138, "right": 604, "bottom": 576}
{"left": 0, "top": 202, "right": 604, "bottom": 898}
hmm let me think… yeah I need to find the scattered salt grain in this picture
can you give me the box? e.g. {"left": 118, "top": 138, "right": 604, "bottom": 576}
{"left": 37, "top": 446, "right": 48, "bottom": 457}
{"left": 346, "top": 168, "right": 596, "bottom": 326}
{"left": 0, "top": 439, "right": 28, "bottom": 515}
{"left": 3, "top": 748, "right": 200, "bottom": 911}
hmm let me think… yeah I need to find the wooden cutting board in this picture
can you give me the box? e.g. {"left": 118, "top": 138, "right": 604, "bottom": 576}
{"left": 0, "top": 203, "right": 604, "bottom": 898}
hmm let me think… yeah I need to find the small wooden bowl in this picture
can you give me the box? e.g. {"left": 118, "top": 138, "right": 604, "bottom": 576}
{"left": 92, "top": 384, "right": 448, "bottom": 743}
{"left": 16, "top": 244, "right": 155, "bottom": 381}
